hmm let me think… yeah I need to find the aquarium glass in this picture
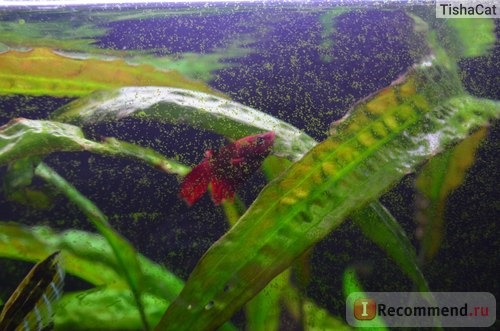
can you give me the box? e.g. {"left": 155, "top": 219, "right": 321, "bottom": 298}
{"left": 0, "top": 0, "right": 498, "bottom": 330}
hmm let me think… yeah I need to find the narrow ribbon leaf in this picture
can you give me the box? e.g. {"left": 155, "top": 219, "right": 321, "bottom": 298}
{"left": 51, "top": 87, "right": 317, "bottom": 161}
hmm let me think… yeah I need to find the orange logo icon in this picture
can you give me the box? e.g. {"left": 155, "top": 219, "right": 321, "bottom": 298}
{"left": 354, "top": 298, "right": 376, "bottom": 320}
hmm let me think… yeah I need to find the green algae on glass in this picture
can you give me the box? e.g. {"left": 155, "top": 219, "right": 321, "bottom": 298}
{"left": 446, "top": 18, "right": 496, "bottom": 58}
{"left": 408, "top": 9, "right": 496, "bottom": 61}
{"left": 155, "top": 60, "right": 499, "bottom": 330}
{"left": 0, "top": 19, "right": 106, "bottom": 53}
{"left": 415, "top": 127, "right": 488, "bottom": 262}
{"left": 0, "top": 5, "right": 253, "bottom": 53}
{"left": 52, "top": 87, "right": 317, "bottom": 161}
{"left": 0, "top": 7, "right": 257, "bottom": 86}
{"left": 318, "top": 7, "right": 353, "bottom": 62}
{"left": 132, "top": 37, "right": 256, "bottom": 81}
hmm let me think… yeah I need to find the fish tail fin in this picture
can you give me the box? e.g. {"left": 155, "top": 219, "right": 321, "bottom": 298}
{"left": 0, "top": 251, "right": 64, "bottom": 331}
{"left": 210, "top": 178, "right": 236, "bottom": 205}
{"left": 180, "top": 160, "right": 211, "bottom": 206}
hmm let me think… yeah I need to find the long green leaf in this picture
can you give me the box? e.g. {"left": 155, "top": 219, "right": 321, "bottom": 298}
{"left": 0, "top": 118, "right": 189, "bottom": 175}
{"left": 51, "top": 87, "right": 317, "bottom": 161}
{"left": 283, "top": 286, "right": 353, "bottom": 331}
{"left": 155, "top": 60, "right": 499, "bottom": 330}
{"left": 342, "top": 267, "right": 388, "bottom": 330}
{"left": 0, "top": 223, "right": 238, "bottom": 331}
{"left": 55, "top": 287, "right": 234, "bottom": 331}
{"left": 415, "top": 127, "right": 488, "bottom": 261}
{"left": 0, "top": 223, "right": 120, "bottom": 286}
{"left": 34, "top": 163, "right": 150, "bottom": 330}
{"left": 221, "top": 183, "right": 284, "bottom": 331}
{"left": 55, "top": 288, "right": 168, "bottom": 331}
{"left": 245, "top": 270, "right": 289, "bottom": 331}
{"left": 351, "top": 202, "right": 429, "bottom": 292}
{"left": 0, "top": 223, "right": 184, "bottom": 299}
{"left": 0, "top": 48, "right": 217, "bottom": 97}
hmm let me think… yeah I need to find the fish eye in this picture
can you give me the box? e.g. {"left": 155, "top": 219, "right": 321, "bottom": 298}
{"left": 256, "top": 136, "right": 265, "bottom": 145}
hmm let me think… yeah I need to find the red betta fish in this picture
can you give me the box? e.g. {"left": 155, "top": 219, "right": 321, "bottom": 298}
{"left": 180, "top": 132, "right": 275, "bottom": 206}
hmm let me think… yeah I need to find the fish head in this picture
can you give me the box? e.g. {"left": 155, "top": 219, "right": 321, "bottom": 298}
{"left": 236, "top": 131, "right": 275, "bottom": 157}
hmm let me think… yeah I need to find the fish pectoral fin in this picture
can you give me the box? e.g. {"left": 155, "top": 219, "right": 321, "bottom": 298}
{"left": 179, "top": 161, "right": 211, "bottom": 206}
{"left": 210, "top": 178, "right": 235, "bottom": 205}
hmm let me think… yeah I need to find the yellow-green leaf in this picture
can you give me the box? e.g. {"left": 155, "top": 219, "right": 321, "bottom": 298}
{"left": 0, "top": 48, "right": 218, "bottom": 97}
{"left": 415, "top": 127, "right": 488, "bottom": 261}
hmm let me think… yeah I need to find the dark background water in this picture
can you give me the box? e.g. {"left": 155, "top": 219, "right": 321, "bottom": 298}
{"left": 0, "top": 3, "right": 498, "bottom": 328}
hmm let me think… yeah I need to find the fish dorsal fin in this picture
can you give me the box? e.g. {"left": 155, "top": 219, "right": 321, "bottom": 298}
{"left": 0, "top": 251, "right": 64, "bottom": 331}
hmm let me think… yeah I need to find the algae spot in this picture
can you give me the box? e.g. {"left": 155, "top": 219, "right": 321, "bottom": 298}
{"left": 382, "top": 114, "right": 399, "bottom": 130}
{"left": 358, "top": 131, "right": 376, "bottom": 147}
{"left": 293, "top": 187, "right": 309, "bottom": 199}
{"left": 279, "top": 196, "right": 297, "bottom": 206}
{"left": 395, "top": 104, "right": 414, "bottom": 121}
{"left": 366, "top": 88, "right": 397, "bottom": 115}
{"left": 371, "top": 121, "right": 388, "bottom": 138}
{"left": 412, "top": 94, "right": 429, "bottom": 112}
{"left": 311, "top": 171, "right": 324, "bottom": 184}
{"left": 336, "top": 146, "right": 358, "bottom": 164}
{"left": 279, "top": 178, "right": 296, "bottom": 191}
{"left": 399, "top": 78, "right": 416, "bottom": 97}
{"left": 321, "top": 162, "right": 336, "bottom": 177}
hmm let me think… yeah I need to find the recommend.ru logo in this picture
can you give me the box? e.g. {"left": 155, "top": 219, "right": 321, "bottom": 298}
{"left": 346, "top": 292, "right": 496, "bottom": 328}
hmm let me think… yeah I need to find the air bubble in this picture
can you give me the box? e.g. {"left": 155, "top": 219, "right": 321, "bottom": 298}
{"left": 205, "top": 301, "right": 214, "bottom": 310}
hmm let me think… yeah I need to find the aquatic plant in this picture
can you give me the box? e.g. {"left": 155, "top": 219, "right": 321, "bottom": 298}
{"left": 0, "top": 7, "right": 498, "bottom": 331}
{"left": 0, "top": 48, "right": 219, "bottom": 97}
